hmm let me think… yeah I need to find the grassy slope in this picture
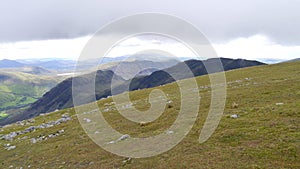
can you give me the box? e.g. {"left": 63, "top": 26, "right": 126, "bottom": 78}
{"left": 0, "top": 61, "right": 299, "bottom": 168}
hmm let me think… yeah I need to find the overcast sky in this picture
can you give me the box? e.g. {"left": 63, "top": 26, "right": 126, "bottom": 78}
{"left": 0, "top": 0, "right": 299, "bottom": 62}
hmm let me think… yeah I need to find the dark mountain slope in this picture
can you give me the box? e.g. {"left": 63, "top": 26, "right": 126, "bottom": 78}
{"left": 128, "top": 58, "right": 265, "bottom": 90}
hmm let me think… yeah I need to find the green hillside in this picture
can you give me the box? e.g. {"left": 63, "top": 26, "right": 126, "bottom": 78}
{"left": 0, "top": 61, "right": 299, "bottom": 168}
{"left": 0, "top": 71, "right": 64, "bottom": 118}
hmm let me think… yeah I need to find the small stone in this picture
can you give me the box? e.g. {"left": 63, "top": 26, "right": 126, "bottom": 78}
{"left": 6, "top": 145, "right": 16, "bottom": 150}
{"left": 83, "top": 118, "right": 92, "bottom": 123}
{"left": 122, "top": 158, "right": 132, "bottom": 164}
{"left": 31, "top": 138, "right": 37, "bottom": 144}
{"left": 27, "top": 119, "right": 35, "bottom": 123}
{"left": 230, "top": 114, "right": 239, "bottom": 119}
{"left": 166, "top": 130, "right": 174, "bottom": 134}
{"left": 61, "top": 113, "right": 69, "bottom": 118}
{"left": 108, "top": 141, "right": 115, "bottom": 144}
{"left": 139, "top": 121, "right": 147, "bottom": 127}
{"left": 118, "top": 134, "right": 130, "bottom": 141}
{"left": 275, "top": 103, "right": 284, "bottom": 106}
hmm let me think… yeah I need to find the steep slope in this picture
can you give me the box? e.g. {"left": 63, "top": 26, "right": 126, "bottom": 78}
{"left": 0, "top": 61, "right": 298, "bottom": 168}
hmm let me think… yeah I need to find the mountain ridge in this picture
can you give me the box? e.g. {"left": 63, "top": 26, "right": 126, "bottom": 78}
{"left": 0, "top": 58, "right": 265, "bottom": 125}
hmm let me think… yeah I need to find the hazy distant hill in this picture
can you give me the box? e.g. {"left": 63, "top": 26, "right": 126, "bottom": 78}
{"left": 1, "top": 66, "right": 52, "bottom": 75}
{"left": 0, "top": 59, "right": 25, "bottom": 68}
{"left": 100, "top": 59, "right": 179, "bottom": 79}
{"left": 3, "top": 54, "right": 183, "bottom": 73}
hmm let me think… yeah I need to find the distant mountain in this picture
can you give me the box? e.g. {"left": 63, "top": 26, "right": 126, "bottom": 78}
{"left": 2, "top": 54, "right": 186, "bottom": 74}
{"left": 100, "top": 59, "right": 179, "bottom": 79}
{"left": 0, "top": 59, "right": 25, "bottom": 68}
{"left": 285, "top": 58, "right": 300, "bottom": 62}
{"left": 136, "top": 68, "right": 160, "bottom": 76}
{"left": 126, "top": 58, "right": 266, "bottom": 90}
{"left": 1, "top": 66, "right": 52, "bottom": 75}
{"left": 19, "top": 66, "right": 52, "bottom": 75}
{"left": 257, "top": 58, "right": 285, "bottom": 64}
{"left": 0, "top": 59, "right": 76, "bottom": 73}
{"left": 30, "top": 60, "right": 76, "bottom": 71}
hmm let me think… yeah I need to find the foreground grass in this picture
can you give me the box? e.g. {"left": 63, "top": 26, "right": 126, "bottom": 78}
{"left": 0, "top": 61, "right": 299, "bottom": 168}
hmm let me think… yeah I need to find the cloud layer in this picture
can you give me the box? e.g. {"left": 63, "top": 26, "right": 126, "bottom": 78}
{"left": 0, "top": 0, "right": 299, "bottom": 45}
{"left": 0, "top": 34, "right": 299, "bottom": 63}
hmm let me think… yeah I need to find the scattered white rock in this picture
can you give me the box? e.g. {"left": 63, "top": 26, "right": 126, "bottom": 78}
{"left": 107, "top": 134, "right": 130, "bottom": 144}
{"left": 1, "top": 114, "right": 71, "bottom": 141}
{"left": 108, "top": 141, "right": 115, "bottom": 144}
{"left": 166, "top": 130, "right": 174, "bottom": 134}
{"left": 83, "top": 118, "right": 92, "bottom": 123}
{"left": 6, "top": 145, "right": 16, "bottom": 150}
{"left": 102, "top": 108, "right": 110, "bottom": 112}
{"left": 27, "top": 119, "right": 35, "bottom": 123}
{"left": 276, "top": 103, "right": 284, "bottom": 106}
{"left": 230, "top": 114, "right": 239, "bottom": 119}
{"left": 122, "top": 158, "right": 132, "bottom": 164}
{"left": 122, "top": 103, "right": 132, "bottom": 109}
{"left": 31, "top": 138, "right": 37, "bottom": 144}
{"left": 118, "top": 134, "right": 130, "bottom": 141}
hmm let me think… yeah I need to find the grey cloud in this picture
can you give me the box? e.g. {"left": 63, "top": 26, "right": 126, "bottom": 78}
{"left": 0, "top": 0, "right": 299, "bottom": 45}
